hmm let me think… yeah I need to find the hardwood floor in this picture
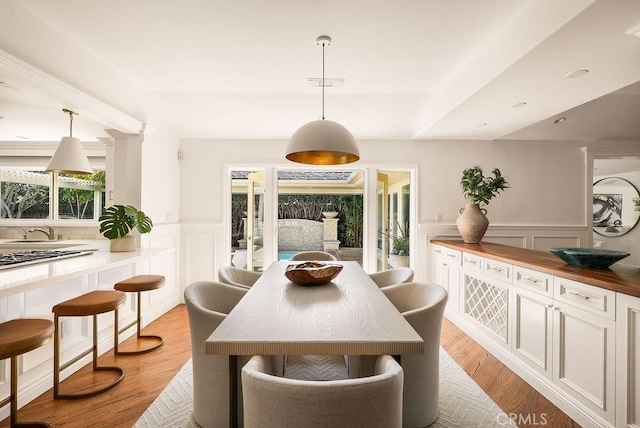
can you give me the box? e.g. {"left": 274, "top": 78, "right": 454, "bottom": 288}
{"left": 2, "top": 305, "right": 577, "bottom": 428}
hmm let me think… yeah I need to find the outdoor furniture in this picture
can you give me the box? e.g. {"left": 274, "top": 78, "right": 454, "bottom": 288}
{"left": 242, "top": 354, "right": 403, "bottom": 428}
{"left": 184, "top": 281, "right": 248, "bottom": 428}
{"left": 368, "top": 267, "right": 414, "bottom": 289}
{"left": 289, "top": 251, "right": 337, "bottom": 261}
{"left": 218, "top": 265, "right": 262, "bottom": 289}
{"left": 0, "top": 318, "right": 54, "bottom": 427}
{"left": 207, "top": 260, "right": 423, "bottom": 427}
{"left": 114, "top": 274, "right": 165, "bottom": 355}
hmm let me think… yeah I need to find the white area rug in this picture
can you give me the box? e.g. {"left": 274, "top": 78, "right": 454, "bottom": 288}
{"left": 134, "top": 348, "right": 516, "bottom": 427}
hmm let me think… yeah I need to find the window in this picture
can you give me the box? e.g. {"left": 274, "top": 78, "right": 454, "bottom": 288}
{"left": 0, "top": 170, "right": 105, "bottom": 220}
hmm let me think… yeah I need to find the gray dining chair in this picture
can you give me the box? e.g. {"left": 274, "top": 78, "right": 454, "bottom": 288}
{"left": 218, "top": 265, "right": 262, "bottom": 289}
{"left": 368, "top": 267, "right": 414, "bottom": 289}
{"left": 242, "top": 354, "right": 403, "bottom": 428}
{"left": 349, "top": 282, "right": 448, "bottom": 428}
{"left": 289, "top": 251, "right": 337, "bottom": 261}
{"left": 184, "top": 281, "right": 248, "bottom": 428}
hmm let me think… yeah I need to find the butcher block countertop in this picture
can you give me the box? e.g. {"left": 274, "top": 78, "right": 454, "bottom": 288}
{"left": 431, "top": 239, "right": 640, "bottom": 298}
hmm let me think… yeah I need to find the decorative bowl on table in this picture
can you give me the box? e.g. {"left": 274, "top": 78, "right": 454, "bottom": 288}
{"left": 285, "top": 262, "right": 343, "bottom": 286}
{"left": 549, "top": 248, "right": 630, "bottom": 270}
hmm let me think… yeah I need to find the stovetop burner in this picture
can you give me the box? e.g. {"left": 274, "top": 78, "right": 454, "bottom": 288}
{"left": 0, "top": 250, "right": 92, "bottom": 270}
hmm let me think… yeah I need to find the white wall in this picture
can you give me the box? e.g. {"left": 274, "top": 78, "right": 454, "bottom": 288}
{"left": 179, "top": 138, "right": 588, "bottom": 226}
{"left": 178, "top": 138, "right": 592, "bottom": 285}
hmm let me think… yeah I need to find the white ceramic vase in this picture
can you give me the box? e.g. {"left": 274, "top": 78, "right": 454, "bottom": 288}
{"left": 456, "top": 203, "right": 489, "bottom": 244}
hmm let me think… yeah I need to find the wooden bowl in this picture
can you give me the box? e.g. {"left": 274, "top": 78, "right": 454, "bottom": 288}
{"left": 285, "top": 262, "right": 343, "bottom": 286}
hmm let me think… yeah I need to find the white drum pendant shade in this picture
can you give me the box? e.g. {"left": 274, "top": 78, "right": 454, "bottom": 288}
{"left": 46, "top": 136, "right": 93, "bottom": 174}
{"left": 286, "top": 119, "right": 359, "bottom": 165}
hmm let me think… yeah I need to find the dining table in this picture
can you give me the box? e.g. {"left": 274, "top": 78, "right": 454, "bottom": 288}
{"left": 206, "top": 260, "right": 424, "bottom": 427}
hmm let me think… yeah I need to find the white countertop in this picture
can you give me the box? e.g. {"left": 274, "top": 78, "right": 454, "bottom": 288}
{"left": 0, "top": 240, "right": 171, "bottom": 298}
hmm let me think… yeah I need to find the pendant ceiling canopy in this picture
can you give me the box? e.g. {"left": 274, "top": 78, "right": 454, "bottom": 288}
{"left": 285, "top": 36, "right": 359, "bottom": 165}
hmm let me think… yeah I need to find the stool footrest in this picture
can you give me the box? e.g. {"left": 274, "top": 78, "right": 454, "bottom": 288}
{"left": 59, "top": 347, "right": 94, "bottom": 372}
{"left": 117, "top": 319, "right": 138, "bottom": 335}
{"left": 115, "top": 335, "right": 163, "bottom": 355}
{"left": 54, "top": 366, "right": 124, "bottom": 399}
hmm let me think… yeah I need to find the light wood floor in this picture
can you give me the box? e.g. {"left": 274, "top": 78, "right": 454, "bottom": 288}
{"left": 2, "top": 305, "right": 578, "bottom": 428}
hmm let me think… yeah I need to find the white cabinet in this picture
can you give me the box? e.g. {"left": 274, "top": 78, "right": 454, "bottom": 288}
{"left": 511, "top": 285, "right": 553, "bottom": 379}
{"left": 616, "top": 293, "right": 640, "bottom": 428}
{"left": 433, "top": 243, "right": 626, "bottom": 428}
{"left": 432, "top": 245, "right": 462, "bottom": 311}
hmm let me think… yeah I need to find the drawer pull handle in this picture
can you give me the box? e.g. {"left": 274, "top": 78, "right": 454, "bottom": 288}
{"left": 521, "top": 276, "right": 540, "bottom": 284}
{"left": 465, "top": 259, "right": 477, "bottom": 264}
{"left": 489, "top": 266, "right": 504, "bottom": 272}
{"left": 568, "top": 291, "right": 591, "bottom": 300}
{"left": 434, "top": 249, "right": 442, "bottom": 253}
{"left": 447, "top": 254, "right": 457, "bottom": 258}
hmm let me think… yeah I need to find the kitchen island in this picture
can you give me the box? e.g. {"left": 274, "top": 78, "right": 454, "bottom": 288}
{"left": 0, "top": 240, "right": 179, "bottom": 422}
{"left": 431, "top": 239, "right": 639, "bottom": 428}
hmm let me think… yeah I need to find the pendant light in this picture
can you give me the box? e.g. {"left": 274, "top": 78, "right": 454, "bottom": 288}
{"left": 285, "top": 36, "right": 359, "bottom": 165}
{"left": 46, "top": 108, "right": 93, "bottom": 174}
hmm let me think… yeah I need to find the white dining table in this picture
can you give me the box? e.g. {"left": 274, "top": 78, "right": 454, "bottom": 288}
{"left": 206, "top": 260, "right": 424, "bottom": 427}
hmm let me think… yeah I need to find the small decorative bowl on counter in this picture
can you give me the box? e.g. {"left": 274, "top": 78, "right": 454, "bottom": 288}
{"left": 549, "top": 248, "right": 631, "bottom": 270}
{"left": 285, "top": 262, "right": 343, "bottom": 286}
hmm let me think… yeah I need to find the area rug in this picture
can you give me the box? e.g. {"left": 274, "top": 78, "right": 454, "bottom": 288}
{"left": 134, "top": 348, "right": 516, "bottom": 427}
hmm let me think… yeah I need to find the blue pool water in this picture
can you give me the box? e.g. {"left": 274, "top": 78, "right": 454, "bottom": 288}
{"left": 278, "top": 251, "right": 298, "bottom": 261}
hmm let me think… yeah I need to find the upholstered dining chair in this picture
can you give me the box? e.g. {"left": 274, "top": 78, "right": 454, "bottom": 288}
{"left": 289, "top": 251, "right": 337, "bottom": 261}
{"left": 242, "top": 354, "right": 404, "bottom": 428}
{"left": 383, "top": 282, "right": 448, "bottom": 428}
{"left": 184, "top": 281, "right": 248, "bottom": 428}
{"left": 218, "top": 265, "right": 262, "bottom": 289}
{"left": 368, "top": 267, "right": 414, "bottom": 289}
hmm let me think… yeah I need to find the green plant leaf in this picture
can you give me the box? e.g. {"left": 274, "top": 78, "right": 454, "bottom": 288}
{"left": 460, "top": 166, "right": 509, "bottom": 205}
{"left": 99, "top": 205, "right": 135, "bottom": 239}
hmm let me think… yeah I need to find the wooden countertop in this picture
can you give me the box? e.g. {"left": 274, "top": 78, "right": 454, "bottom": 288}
{"left": 431, "top": 240, "right": 640, "bottom": 298}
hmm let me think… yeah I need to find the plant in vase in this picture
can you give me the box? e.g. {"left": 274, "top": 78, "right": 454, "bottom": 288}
{"left": 457, "top": 166, "right": 509, "bottom": 244}
{"left": 99, "top": 204, "right": 153, "bottom": 252}
{"left": 384, "top": 223, "right": 410, "bottom": 267}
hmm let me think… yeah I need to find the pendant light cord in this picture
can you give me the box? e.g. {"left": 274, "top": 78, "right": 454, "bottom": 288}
{"left": 321, "top": 41, "right": 325, "bottom": 120}
{"left": 68, "top": 110, "right": 74, "bottom": 138}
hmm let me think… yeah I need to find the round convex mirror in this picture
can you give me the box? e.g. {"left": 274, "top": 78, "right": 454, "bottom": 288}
{"left": 593, "top": 177, "right": 640, "bottom": 237}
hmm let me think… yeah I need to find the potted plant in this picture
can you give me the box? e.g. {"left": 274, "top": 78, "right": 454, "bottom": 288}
{"left": 99, "top": 204, "right": 153, "bottom": 252}
{"left": 457, "top": 166, "right": 509, "bottom": 243}
{"left": 385, "top": 223, "right": 410, "bottom": 267}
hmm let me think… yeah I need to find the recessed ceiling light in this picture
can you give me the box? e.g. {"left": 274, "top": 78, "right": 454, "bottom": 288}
{"left": 475, "top": 122, "right": 487, "bottom": 127}
{"left": 511, "top": 102, "right": 527, "bottom": 108}
{"left": 565, "top": 69, "right": 589, "bottom": 79}
{"left": 553, "top": 117, "right": 567, "bottom": 124}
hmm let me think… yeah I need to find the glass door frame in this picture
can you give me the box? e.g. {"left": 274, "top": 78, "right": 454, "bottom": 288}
{"left": 224, "top": 164, "right": 417, "bottom": 273}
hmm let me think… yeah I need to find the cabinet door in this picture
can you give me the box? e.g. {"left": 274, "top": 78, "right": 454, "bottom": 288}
{"left": 616, "top": 293, "right": 640, "bottom": 428}
{"left": 553, "top": 303, "right": 615, "bottom": 425}
{"left": 511, "top": 286, "right": 553, "bottom": 379}
{"left": 463, "top": 271, "right": 510, "bottom": 348}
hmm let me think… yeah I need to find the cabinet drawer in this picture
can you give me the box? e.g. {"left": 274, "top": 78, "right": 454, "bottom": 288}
{"left": 462, "top": 253, "right": 483, "bottom": 272}
{"left": 434, "top": 246, "right": 461, "bottom": 266}
{"left": 514, "top": 266, "right": 553, "bottom": 297}
{"left": 554, "top": 277, "right": 615, "bottom": 320}
{"left": 483, "top": 258, "right": 512, "bottom": 283}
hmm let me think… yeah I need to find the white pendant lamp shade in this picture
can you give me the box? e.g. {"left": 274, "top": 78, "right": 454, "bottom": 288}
{"left": 46, "top": 136, "right": 93, "bottom": 174}
{"left": 46, "top": 108, "right": 93, "bottom": 174}
{"left": 286, "top": 119, "right": 359, "bottom": 165}
{"left": 286, "top": 35, "right": 359, "bottom": 165}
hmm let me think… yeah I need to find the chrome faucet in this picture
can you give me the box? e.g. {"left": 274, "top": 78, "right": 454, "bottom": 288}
{"left": 13, "top": 226, "right": 28, "bottom": 240}
{"left": 28, "top": 226, "right": 55, "bottom": 240}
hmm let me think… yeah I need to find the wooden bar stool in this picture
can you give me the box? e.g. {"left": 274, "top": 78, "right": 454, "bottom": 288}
{"left": 0, "top": 318, "right": 54, "bottom": 428}
{"left": 114, "top": 275, "right": 165, "bottom": 355}
{"left": 52, "top": 290, "right": 126, "bottom": 399}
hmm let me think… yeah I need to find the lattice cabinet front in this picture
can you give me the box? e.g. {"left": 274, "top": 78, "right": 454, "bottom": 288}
{"left": 464, "top": 273, "right": 509, "bottom": 346}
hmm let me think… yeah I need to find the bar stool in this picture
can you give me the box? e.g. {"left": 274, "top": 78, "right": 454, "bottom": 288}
{"left": 52, "top": 290, "right": 126, "bottom": 399}
{"left": 0, "top": 318, "right": 54, "bottom": 427}
{"left": 114, "top": 275, "right": 165, "bottom": 355}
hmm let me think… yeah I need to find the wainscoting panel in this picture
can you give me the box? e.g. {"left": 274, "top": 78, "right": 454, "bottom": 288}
{"left": 181, "top": 224, "right": 225, "bottom": 297}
